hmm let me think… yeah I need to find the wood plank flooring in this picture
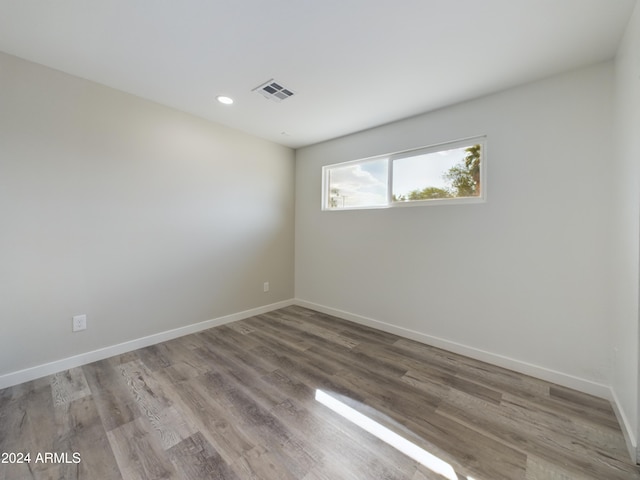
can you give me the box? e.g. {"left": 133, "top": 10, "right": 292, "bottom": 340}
{"left": 1, "top": 305, "right": 638, "bottom": 479}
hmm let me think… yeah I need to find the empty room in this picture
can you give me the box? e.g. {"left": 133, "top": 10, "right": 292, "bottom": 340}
{"left": 1, "top": 1, "right": 639, "bottom": 479}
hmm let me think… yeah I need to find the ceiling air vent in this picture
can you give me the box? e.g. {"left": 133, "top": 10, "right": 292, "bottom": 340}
{"left": 252, "top": 79, "right": 295, "bottom": 102}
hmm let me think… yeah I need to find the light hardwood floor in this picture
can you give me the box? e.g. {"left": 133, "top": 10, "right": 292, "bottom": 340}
{"left": 1, "top": 306, "right": 639, "bottom": 479}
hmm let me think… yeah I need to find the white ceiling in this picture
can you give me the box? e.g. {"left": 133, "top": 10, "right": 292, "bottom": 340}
{"left": 0, "top": 0, "right": 635, "bottom": 148}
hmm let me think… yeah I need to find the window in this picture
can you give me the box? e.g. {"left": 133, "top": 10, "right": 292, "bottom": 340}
{"left": 325, "top": 157, "right": 388, "bottom": 209}
{"left": 322, "top": 137, "right": 485, "bottom": 210}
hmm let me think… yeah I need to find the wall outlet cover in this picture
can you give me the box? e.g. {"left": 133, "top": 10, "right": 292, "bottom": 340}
{"left": 73, "top": 314, "right": 87, "bottom": 332}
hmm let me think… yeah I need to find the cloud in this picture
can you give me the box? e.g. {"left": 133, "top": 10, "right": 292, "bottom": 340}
{"left": 329, "top": 160, "right": 388, "bottom": 207}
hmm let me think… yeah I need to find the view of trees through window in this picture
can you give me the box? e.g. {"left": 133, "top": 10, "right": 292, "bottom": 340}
{"left": 392, "top": 144, "right": 481, "bottom": 202}
{"left": 324, "top": 140, "right": 483, "bottom": 210}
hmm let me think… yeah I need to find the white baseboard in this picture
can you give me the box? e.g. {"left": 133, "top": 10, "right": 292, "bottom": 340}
{"left": 610, "top": 387, "right": 638, "bottom": 464}
{"left": 294, "top": 299, "right": 611, "bottom": 399}
{"left": 0, "top": 299, "right": 294, "bottom": 390}
{"left": 295, "top": 299, "right": 640, "bottom": 462}
{"left": 3, "top": 297, "right": 636, "bottom": 464}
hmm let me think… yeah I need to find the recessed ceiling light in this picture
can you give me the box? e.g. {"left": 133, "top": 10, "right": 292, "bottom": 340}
{"left": 216, "top": 95, "right": 234, "bottom": 105}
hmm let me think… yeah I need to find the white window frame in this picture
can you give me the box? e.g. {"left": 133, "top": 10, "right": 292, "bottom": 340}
{"left": 322, "top": 136, "right": 486, "bottom": 211}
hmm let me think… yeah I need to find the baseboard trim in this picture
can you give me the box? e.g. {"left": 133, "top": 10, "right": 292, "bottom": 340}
{"left": 0, "top": 299, "right": 294, "bottom": 390}
{"left": 294, "top": 300, "right": 640, "bottom": 464}
{"left": 294, "top": 299, "right": 611, "bottom": 399}
{"left": 610, "top": 387, "right": 638, "bottom": 464}
{"left": 3, "top": 297, "right": 636, "bottom": 463}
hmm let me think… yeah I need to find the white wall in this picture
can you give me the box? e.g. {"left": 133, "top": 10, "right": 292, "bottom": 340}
{"left": 296, "top": 62, "right": 614, "bottom": 395}
{"left": 0, "top": 52, "right": 295, "bottom": 379}
{"left": 612, "top": 2, "right": 640, "bottom": 459}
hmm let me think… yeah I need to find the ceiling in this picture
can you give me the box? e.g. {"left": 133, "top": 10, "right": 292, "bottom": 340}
{"left": 0, "top": 0, "right": 635, "bottom": 149}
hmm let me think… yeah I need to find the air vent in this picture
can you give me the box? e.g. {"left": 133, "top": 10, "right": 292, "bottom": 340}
{"left": 252, "top": 79, "right": 295, "bottom": 102}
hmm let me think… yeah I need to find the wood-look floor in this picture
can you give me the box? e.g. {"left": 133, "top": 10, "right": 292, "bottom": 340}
{"left": 1, "top": 306, "right": 638, "bottom": 479}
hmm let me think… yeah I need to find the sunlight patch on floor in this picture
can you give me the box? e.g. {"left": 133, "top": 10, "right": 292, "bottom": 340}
{"left": 315, "top": 389, "right": 476, "bottom": 480}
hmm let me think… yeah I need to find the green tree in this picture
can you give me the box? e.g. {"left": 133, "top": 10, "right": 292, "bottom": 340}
{"left": 444, "top": 144, "right": 481, "bottom": 197}
{"left": 329, "top": 188, "right": 340, "bottom": 208}
{"left": 406, "top": 186, "right": 452, "bottom": 200}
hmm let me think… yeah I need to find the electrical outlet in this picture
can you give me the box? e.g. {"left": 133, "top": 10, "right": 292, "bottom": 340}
{"left": 263, "top": 282, "right": 270, "bottom": 292}
{"left": 72, "top": 314, "right": 87, "bottom": 332}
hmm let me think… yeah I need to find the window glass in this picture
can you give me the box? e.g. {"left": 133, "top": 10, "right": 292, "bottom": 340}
{"left": 325, "top": 157, "right": 388, "bottom": 209}
{"left": 392, "top": 144, "right": 482, "bottom": 202}
{"left": 322, "top": 138, "right": 484, "bottom": 210}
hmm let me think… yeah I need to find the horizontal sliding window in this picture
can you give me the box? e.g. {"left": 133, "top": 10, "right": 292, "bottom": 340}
{"left": 322, "top": 137, "right": 485, "bottom": 210}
